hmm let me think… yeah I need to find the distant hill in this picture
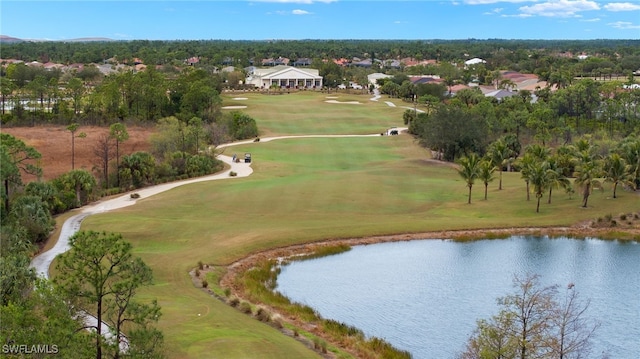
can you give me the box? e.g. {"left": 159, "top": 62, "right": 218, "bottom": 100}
{"left": 0, "top": 35, "right": 114, "bottom": 43}
{"left": 64, "top": 37, "right": 114, "bottom": 42}
{"left": 0, "top": 35, "right": 24, "bottom": 43}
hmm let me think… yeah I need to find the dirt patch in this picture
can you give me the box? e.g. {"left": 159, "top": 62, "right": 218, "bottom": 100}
{"left": 2, "top": 125, "right": 155, "bottom": 182}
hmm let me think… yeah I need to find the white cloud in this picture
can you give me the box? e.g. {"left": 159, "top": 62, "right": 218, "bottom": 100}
{"left": 519, "top": 0, "right": 600, "bottom": 18}
{"left": 253, "top": 0, "right": 337, "bottom": 3}
{"left": 604, "top": 2, "right": 640, "bottom": 11}
{"left": 608, "top": 21, "right": 640, "bottom": 29}
{"left": 464, "top": 0, "right": 533, "bottom": 4}
{"left": 501, "top": 13, "right": 534, "bottom": 17}
{"left": 269, "top": 9, "right": 312, "bottom": 15}
{"left": 580, "top": 17, "right": 601, "bottom": 22}
{"left": 483, "top": 7, "right": 505, "bottom": 15}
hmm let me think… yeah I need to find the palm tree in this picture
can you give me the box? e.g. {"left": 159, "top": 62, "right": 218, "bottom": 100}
{"left": 457, "top": 153, "right": 482, "bottom": 204}
{"left": 574, "top": 159, "right": 602, "bottom": 208}
{"left": 519, "top": 154, "right": 536, "bottom": 201}
{"left": 527, "top": 161, "right": 552, "bottom": 213}
{"left": 478, "top": 159, "right": 496, "bottom": 200}
{"left": 618, "top": 136, "right": 640, "bottom": 188}
{"left": 520, "top": 144, "right": 551, "bottom": 201}
{"left": 546, "top": 155, "right": 571, "bottom": 204}
{"left": 487, "top": 139, "right": 514, "bottom": 190}
{"left": 603, "top": 153, "right": 635, "bottom": 198}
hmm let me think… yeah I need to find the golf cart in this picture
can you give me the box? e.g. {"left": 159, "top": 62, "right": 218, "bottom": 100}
{"left": 244, "top": 153, "right": 252, "bottom": 163}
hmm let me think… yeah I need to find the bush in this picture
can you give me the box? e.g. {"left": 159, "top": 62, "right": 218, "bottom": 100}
{"left": 313, "top": 337, "right": 327, "bottom": 353}
{"left": 201, "top": 280, "right": 208, "bottom": 288}
{"left": 239, "top": 301, "right": 252, "bottom": 314}
{"left": 229, "top": 171, "right": 237, "bottom": 177}
{"left": 228, "top": 297, "right": 240, "bottom": 307}
{"left": 130, "top": 193, "right": 140, "bottom": 199}
{"left": 256, "top": 307, "right": 271, "bottom": 322}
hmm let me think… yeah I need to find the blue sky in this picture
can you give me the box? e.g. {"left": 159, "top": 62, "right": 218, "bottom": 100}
{"left": 1, "top": 1, "right": 639, "bottom": 41}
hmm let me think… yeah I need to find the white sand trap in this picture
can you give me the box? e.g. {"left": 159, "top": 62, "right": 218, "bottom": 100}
{"left": 325, "top": 100, "right": 361, "bottom": 105}
{"left": 221, "top": 105, "right": 248, "bottom": 109}
{"left": 232, "top": 97, "right": 248, "bottom": 100}
{"left": 326, "top": 96, "right": 339, "bottom": 99}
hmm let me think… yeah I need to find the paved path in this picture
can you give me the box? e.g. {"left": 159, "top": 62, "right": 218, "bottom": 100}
{"left": 28, "top": 131, "right": 405, "bottom": 350}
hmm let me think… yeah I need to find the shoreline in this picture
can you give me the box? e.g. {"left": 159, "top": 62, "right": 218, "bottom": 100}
{"left": 213, "top": 224, "right": 639, "bottom": 358}
{"left": 220, "top": 224, "right": 640, "bottom": 292}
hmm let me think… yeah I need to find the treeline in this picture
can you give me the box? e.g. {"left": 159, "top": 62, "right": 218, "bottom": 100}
{"left": 0, "top": 133, "right": 166, "bottom": 358}
{"left": 2, "top": 39, "right": 640, "bottom": 67}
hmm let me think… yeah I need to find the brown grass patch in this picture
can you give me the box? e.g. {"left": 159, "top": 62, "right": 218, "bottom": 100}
{"left": 2, "top": 125, "right": 155, "bottom": 182}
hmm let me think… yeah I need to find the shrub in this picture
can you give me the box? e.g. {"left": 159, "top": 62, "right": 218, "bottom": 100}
{"left": 198, "top": 261, "right": 204, "bottom": 270}
{"left": 224, "top": 288, "right": 231, "bottom": 297}
{"left": 195, "top": 269, "right": 200, "bottom": 277}
{"left": 272, "top": 314, "right": 283, "bottom": 329}
{"left": 313, "top": 337, "right": 327, "bottom": 353}
{"left": 256, "top": 307, "right": 271, "bottom": 322}
{"left": 229, "top": 171, "right": 237, "bottom": 177}
{"left": 201, "top": 280, "right": 208, "bottom": 288}
{"left": 239, "top": 301, "right": 252, "bottom": 314}
{"left": 620, "top": 213, "right": 627, "bottom": 221}
{"left": 228, "top": 297, "right": 240, "bottom": 307}
{"left": 130, "top": 193, "right": 140, "bottom": 199}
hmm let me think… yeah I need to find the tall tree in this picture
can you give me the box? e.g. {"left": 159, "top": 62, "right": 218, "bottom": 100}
{"left": 109, "top": 123, "right": 129, "bottom": 188}
{"left": 457, "top": 153, "right": 482, "bottom": 204}
{"left": 93, "top": 133, "right": 113, "bottom": 189}
{"left": 67, "top": 77, "right": 85, "bottom": 116}
{"left": 54, "top": 231, "right": 162, "bottom": 359}
{"left": 67, "top": 122, "right": 86, "bottom": 170}
{"left": 105, "top": 257, "right": 161, "bottom": 359}
{"left": 461, "top": 274, "right": 599, "bottom": 359}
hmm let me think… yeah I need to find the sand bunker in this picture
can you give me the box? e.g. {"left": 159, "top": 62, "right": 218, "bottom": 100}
{"left": 232, "top": 97, "right": 248, "bottom": 100}
{"left": 325, "top": 96, "right": 339, "bottom": 99}
{"left": 221, "top": 105, "right": 248, "bottom": 109}
{"left": 325, "top": 100, "right": 361, "bottom": 105}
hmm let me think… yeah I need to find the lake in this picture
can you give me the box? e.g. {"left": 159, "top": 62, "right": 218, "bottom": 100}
{"left": 276, "top": 236, "right": 640, "bottom": 358}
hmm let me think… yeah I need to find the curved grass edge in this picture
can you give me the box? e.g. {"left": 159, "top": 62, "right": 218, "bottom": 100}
{"left": 199, "top": 222, "right": 639, "bottom": 359}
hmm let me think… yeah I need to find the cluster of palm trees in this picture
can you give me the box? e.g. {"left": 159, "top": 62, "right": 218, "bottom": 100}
{"left": 456, "top": 135, "right": 639, "bottom": 212}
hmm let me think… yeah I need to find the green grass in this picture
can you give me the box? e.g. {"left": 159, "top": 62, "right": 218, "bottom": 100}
{"left": 225, "top": 91, "right": 404, "bottom": 136}
{"left": 74, "top": 91, "right": 639, "bottom": 359}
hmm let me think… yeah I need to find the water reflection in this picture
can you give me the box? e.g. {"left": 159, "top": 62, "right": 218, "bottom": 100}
{"left": 276, "top": 237, "right": 640, "bottom": 358}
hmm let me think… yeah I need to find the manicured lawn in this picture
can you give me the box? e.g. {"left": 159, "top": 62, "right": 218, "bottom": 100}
{"left": 224, "top": 91, "right": 407, "bottom": 136}
{"left": 78, "top": 92, "right": 639, "bottom": 358}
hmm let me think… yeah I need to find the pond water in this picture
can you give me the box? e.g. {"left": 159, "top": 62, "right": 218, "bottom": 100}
{"left": 276, "top": 236, "right": 640, "bottom": 358}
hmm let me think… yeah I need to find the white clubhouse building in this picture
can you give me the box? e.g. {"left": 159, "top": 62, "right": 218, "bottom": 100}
{"left": 246, "top": 65, "right": 323, "bottom": 89}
